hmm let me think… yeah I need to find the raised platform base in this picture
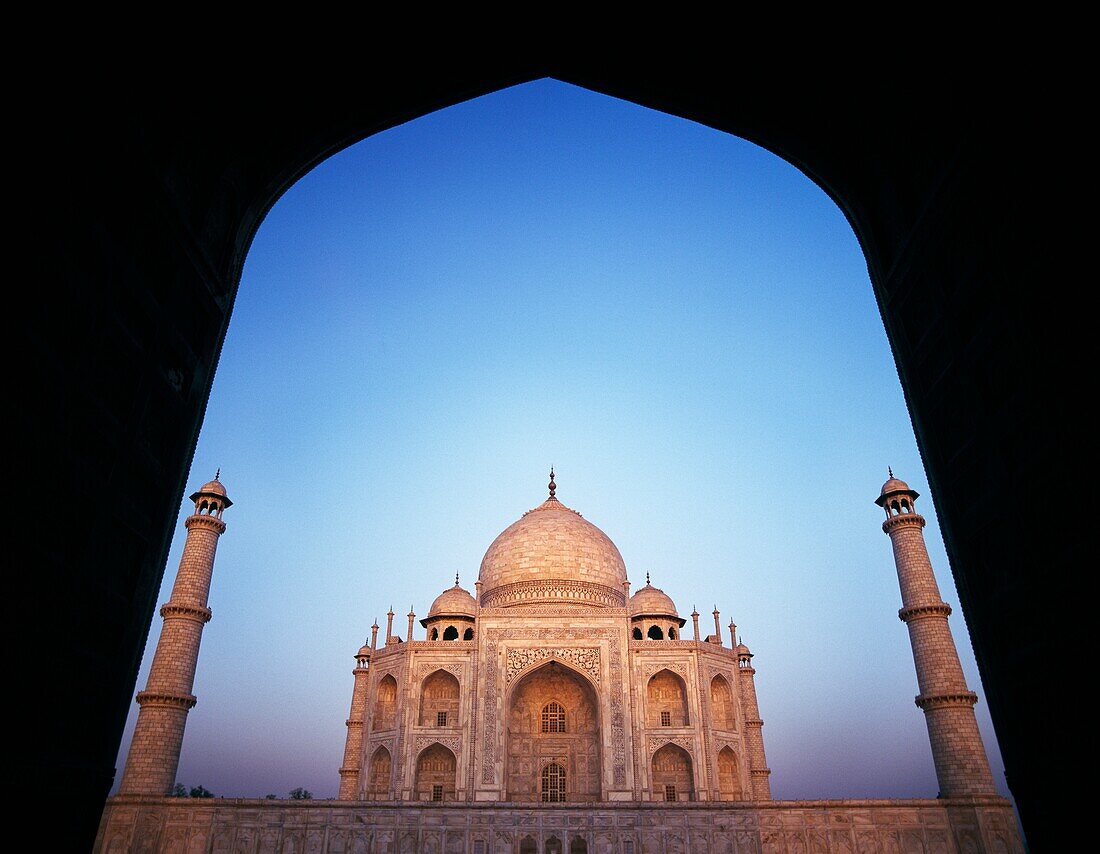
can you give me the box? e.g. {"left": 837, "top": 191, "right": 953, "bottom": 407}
{"left": 96, "top": 796, "right": 1023, "bottom": 853}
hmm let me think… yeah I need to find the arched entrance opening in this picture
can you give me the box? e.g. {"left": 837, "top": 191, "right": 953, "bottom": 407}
{"left": 367, "top": 745, "right": 391, "bottom": 799}
{"left": 373, "top": 674, "right": 397, "bottom": 731}
{"left": 717, "top": 746, "right": 743, "bottom": 801}
{"left": 647, "top": 669, "right": 689, "bottom": 728}
{"left": 414, "top": 743, "right": 456, "bottom": 802}
{"left": 710, "top": 674, "right": 735, "bottom": 730}
{"left": 506, "top": 661, "right": 601, "bottom": 802}
{"left": 651, "top": 743, "right": 694, "bottom": 802}
{"left": 418, "top": 669, "right": 459, "bottom": 727}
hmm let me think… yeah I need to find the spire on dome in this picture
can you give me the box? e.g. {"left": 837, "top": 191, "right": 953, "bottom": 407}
{"left": 888, "top": 466, "right": 893, "bottom": 478}
{"left": 215, "top": 468, "right": 220, "bottom": 480}
{"left": 548, "top": 467, "right": 557, "bottom": 500}
{"left": 455, "top": 572, "right": 460, "bottom": 587}
{"left": 646, "top": 572, "right": 651, "bottom": 586}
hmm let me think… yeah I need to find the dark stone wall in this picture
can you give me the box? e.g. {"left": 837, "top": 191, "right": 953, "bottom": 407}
{"left": 21, "top": 67, "right": 1072, "bottom": 849}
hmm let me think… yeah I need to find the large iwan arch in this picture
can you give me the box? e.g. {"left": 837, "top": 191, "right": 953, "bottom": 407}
{"left": 30, "top": 68, "right": 1065, "bottom": 848}
{"left": 506, "top": 660, "right": 601, "bottom": 802}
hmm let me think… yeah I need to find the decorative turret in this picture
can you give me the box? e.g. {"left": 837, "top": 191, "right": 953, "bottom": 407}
{"left": 338, "top": 641, "right": 373, "bottom": 799}
{"left": 877, "top": 472, "right": 996, "bottom": 797}
{"left": 736, "top": 640, "right": 771, "bottom": 799}
{"left": 118, "top": 474, "right": 231, "bottom": 795}
{"left": 629, "top": 574, "right": 686, "bottom": 640}
{"left": 422, "top": 575, "right": 477, "bottom": 641}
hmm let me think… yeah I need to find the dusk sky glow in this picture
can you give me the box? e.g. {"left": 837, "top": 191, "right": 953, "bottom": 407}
{"left": 112, "top": 80, "right": 1010, "bottom": 804}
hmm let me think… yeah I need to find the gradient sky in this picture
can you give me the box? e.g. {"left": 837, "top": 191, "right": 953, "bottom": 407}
{"left": 113, "top": 80, "right": 1010, "bottom": 803}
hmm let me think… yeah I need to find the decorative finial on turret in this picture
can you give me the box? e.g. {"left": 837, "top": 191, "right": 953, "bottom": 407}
{"left": 215, "top": 468, "right": 220, "bottom": 480}
{"left": 455, "top": 572, "right": 460, "bottom": 588}
{"left": 646, "top": 572, "right": 651, "bottom": 585}
{"left": 548, "top": 467, "right": 557, "bottom": 499}
{"left": 888, "top": 466, "right": 894, "bottom": 478}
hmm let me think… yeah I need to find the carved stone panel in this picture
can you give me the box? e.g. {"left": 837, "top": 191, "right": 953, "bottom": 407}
{"left": 507, "top": 647, "right": 601, "bottom": 687}
{"left": 484, "top": 628, "right": 627, "bottom": 787}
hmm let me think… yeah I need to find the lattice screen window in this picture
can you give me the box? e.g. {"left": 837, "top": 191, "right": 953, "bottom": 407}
{"left": 623, "top": 842, "right": 634, "bottom": 854}
{"left": 437, "top": 711, "right": 447, "bottom": 727}
{"left": 541, "top": 701, "right": 567, "bottom": 733}
{"left": 664, "top": 784, "right": 677, "bottom": 802}
{"left": 541, "top": 762, "right": 566, "bottom": 802}
{"left": 432, "top": 783, "right": 443, "bottom": 802}
{"left": 660, "top": 711, "right": 671, "bottom": 727}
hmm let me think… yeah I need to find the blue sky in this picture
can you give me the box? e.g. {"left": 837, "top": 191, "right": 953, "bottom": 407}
{"left": 113, "top": 80, "right": 1009, "bottom": 802}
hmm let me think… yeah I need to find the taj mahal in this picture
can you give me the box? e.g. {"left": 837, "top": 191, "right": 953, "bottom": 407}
{"left": 96, "top": 471, "right": 1024, "bottom": 853}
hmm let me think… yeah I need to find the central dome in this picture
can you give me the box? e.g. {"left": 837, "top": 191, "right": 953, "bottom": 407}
{"left": 478, "top": 484, "right": 628, "bottom": 609}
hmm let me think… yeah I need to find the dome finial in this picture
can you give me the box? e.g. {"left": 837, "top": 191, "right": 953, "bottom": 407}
{"left": 215, "top": 468, "right": 220, "bottom": 481}
{"left": 888, "top": 466, "right": 894, "bottom": 478}
{"left": 646, "top": 572, "right": 651, "bottom": 585}
{"left": 548, "top": 466, "right": 557, "bottom": 499}
{"left": 455, "top": 572, "right": 460, "bottom": 588}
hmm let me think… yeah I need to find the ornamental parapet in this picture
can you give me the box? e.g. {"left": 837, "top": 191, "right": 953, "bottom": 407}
{"left": 345, "top": 720, "right": 363, "bottom": 728}
{"left": 751, "top": 768, "right": 771, "bottom": 776}
{"left": 882, "top": 514, "right": 926, "bottom": 534}
{"left": 185, "top": 514, "right": 227, "bottom": 534}
{"left": 405, "top": 641, "right": 476, "bottom": 651}
{"left": 160, "top": 603, "right": 213, "bottom": 623}
{"left": 745, "top": 719, "right": 764, "bottom": 727}
{"left": 629, "top": 640, "right": 738, "bottom": 655}
{"left": 898, "top": 602, "right": 952, "bottom": 622}
{"left": 480, "top": 578, "right": 625, "bottom": 609}
{"left": 135, "top": 690, "right": 197, "bottom": 710}
{"left": 915, "top": 691, "right": 978, "bottom": 711}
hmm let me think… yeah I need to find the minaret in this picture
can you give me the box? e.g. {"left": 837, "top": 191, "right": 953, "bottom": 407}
{"left": 877, "top": 472, "right": 996, "bottom": 796}
{"left": 712, "top": 606, "right": 722, "bottom": 645}
{"left": 691, "top": 607, "right": 700, "bottom": 641}
{"left": 118, "top": 475, "right": 231, "bottom": 795}
{"left": 338, "top": 643, "right": 372, "bottom": 799}
{"left": 737, "top": 641, "right": 772, "bottom": 799}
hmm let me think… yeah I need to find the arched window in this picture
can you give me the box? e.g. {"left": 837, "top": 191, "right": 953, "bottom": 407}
{"left": 463, "top": 627, "right": 474, "bottom": 640}
{"left": 668, "top": 627, "right": 677, "bottom": 639}
{"left": 570, "top": 836, "right": 588, "bottom": 854}
{"left": 418, "top": 669, "right": 460, "bottom": 727}
{"left": 541, "top": 701, "right": 567, "bottom": 733}
{"left": 368, "top": 746, "right": 391, "bottom": 798}
{"left": 647, "top": 625, "right": 664, "bottom": 640}
{"left": 652, "top": 743, "right": 694, "bottom": 801}
{"left": 717, "top": 746, "right": 743, "bottom": 801}
{"left": 647, "top": 669, "right": 689, "bottom": 727}
{"left": 430, "top": 628, "right": 439, "bottom": 640}
{"left": 541, "top": 763, "right": 566, "bottom": 802}
{"left": 414, "top": 743, "right": 456, "bottom": 802}
{"left": 443, "top": 625, "right": 459, "bottom": 640}
{"left": 632, "top": 627, "right": 643, "bottom": 640}
{"left": 374, "top": 674, "right": 397, "bottom": 731}
{"left": 710, "top": 674, "right": 736, "bottom": 730}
